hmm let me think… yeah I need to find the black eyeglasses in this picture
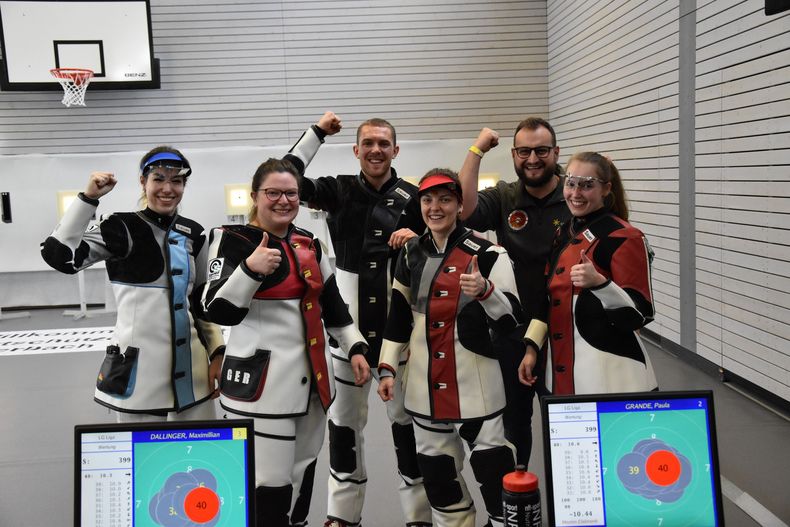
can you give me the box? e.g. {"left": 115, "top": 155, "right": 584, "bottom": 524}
{"left": 258, "top": 188, "right": 299, "bottom": 202}
{"left": 512, "top": 146, "right": 554, "bottom": 159}
{"left": 564, "top": 174, "right": 606, "bottom": 191}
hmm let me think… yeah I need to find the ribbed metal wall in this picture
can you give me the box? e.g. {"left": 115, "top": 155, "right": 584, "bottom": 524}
{"left": 0, "top": 0, "right": 549, "bottom": 154}
{"left": 694, "top": 0, "right": 790, "bottom": 402}
{"left": 547, "top": 0, "right": 790, "bottom": 403}
{"left": 547, "top": 0, "right": 682, "bottom": 342}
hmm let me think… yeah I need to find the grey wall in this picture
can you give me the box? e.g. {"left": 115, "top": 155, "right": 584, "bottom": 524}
{"left": 546, "top": 0, "right": 790, "bottom": 402}
{"left": 693, "top": 0, "right": 790, "bottom": 405}
{"left": 0, "top": 0, "right": 549, "bottom": 306}
{"left": 0, "top": 0, "right": 549, "bottom": 154}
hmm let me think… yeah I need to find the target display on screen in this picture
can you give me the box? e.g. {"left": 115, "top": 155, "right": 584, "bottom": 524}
{"left": 74, "top": 419, "right": 255, "bottom": 527}
{"left": 541, "top": 391, "right": 724, "bottom": 527}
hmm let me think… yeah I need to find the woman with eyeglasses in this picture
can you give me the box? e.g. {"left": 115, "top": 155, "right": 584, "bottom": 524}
{"left": 41, "top": 148, "right": 225, "bottom": 422}
{"left": 519, "top": 152, "right": 657, "bottom": 395}
{"left": 202, "top": 157, "right": 370, "bottom": 527}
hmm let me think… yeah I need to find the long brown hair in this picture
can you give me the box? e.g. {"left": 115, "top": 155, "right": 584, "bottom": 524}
{"left": 567, "top": 152, "right": 629, "bottom": 220}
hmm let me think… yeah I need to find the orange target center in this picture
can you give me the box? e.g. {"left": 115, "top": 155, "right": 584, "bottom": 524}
{"left": 645, "top": 449, "right": 681, "bottom": 486}
{"left": 183, "top": 486, "right": 220, "bottom": 523}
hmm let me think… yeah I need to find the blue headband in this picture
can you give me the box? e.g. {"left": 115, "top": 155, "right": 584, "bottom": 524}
{"left": 142, "top": 152, "right": 191, "bottom": 177}
{"left": 143, "top": 152, "right": 185, "bottom": 167}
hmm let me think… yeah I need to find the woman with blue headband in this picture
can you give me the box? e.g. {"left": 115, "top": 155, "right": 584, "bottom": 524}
{"left": 41, "top": 146, "right": 224, "bottom": 422}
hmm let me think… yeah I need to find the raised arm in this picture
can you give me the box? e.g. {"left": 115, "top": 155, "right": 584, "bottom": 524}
{"left": 41, "top": 172, "right": 126, "bottom": 274}
{"left": 286, "top": 112, "right": 343, "bottom": 206}
{"left": 459, "top": 128, "right": 499, "bottom": 220}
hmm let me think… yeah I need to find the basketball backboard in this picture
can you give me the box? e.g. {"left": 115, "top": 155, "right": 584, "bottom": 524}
{"left": 0, "top": 0, "right": 158, "bottom": 90}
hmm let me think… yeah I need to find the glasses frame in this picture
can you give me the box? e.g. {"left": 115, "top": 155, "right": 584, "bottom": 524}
{"left": 257, "top": 187, "right": 300, "bottom": 202}
{"left": 143, "top": 163, "right": 191, "bottom": 178}
{"left": 564, "top": 174, "right": 608, "bottom": 191}
{"left": 511, "top": 145, "right": 555, "bottom": 159}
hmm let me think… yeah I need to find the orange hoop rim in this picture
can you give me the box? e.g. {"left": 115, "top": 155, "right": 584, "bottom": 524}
{"left": 50, "top": 68, "right": 94, "bottom": 82}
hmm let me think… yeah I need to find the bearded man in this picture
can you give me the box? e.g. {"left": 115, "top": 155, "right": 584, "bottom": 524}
{"left": 458, "top": 117, "right": 571, "bottom": 468}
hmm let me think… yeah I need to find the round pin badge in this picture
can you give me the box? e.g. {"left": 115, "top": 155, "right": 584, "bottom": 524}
{"left": 508, "top": 210, "right": 529, "bottom": 231}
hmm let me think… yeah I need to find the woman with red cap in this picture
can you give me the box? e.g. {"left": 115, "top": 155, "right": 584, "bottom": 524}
{"left": 378, "top": 168, "right": 536, "bottom": 527}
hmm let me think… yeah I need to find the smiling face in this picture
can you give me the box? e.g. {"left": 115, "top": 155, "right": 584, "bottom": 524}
{"left": 420, "top": 187, "right": 462, "bottom": 240}
{"left": 251, "top": 171, "right": 300, "bottom": 236}
{"left": 141, "top": 168, "right": 185, "bottom": 216}
{"left": 512, "top": 125, "right": 559, "bottom": 189}
{"left": 354, "top": 125, "right": 399, "bottom": 187}
{"left": 563, "top": 161, "right": 611, "bottom": 217}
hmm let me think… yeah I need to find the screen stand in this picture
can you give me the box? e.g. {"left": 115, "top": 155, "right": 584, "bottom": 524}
{"left": 63, "top": 271, "right": 116, "bottom": 320}
{"left": 0, "top": 306, "right": 31, "bottom": 321}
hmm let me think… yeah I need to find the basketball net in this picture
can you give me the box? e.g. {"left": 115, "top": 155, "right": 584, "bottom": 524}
{"left": 50, "top": 68, "right": 94, "bottom": 107}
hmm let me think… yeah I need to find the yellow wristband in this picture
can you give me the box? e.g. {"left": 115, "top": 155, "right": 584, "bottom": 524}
{"left": 525, "top": 319, "right": 548, "bottom": 349}
{"left": 469, "top": 145, "right": 484, "bottom": 158}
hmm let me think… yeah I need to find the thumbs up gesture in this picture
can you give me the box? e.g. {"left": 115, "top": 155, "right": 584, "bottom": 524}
{"left": 460, "top": 255, "right": 489, "bottom": 298}
{"left": 569, "top": 250, "right": 606, "bottom": 289}
{"left": 245, "top": 232, "right": 282, "bottom": 277}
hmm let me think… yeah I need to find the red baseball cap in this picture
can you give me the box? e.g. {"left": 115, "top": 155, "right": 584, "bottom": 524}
{"left": 418, "top": 174, "right": 462, "bottom": 201}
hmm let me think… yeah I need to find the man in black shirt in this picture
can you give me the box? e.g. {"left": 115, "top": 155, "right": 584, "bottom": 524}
{"left": 458, "top": 118, "right": 571, "bottom": 467}
{"left": 288, "top": 115, "right": 431, "bottom": 527}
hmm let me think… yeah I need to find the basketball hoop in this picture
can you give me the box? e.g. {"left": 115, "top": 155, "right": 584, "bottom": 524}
{"left": 50, "top": 68, "right": 94, "bottom": 107}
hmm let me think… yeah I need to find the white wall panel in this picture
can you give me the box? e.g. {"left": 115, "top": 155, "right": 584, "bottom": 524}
{"left": 0, "top": 0, "right": 549, "bottom": 154}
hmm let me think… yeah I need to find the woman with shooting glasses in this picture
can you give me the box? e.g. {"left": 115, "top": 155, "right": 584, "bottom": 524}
{"left": 41, "top": 147, "right": 225, "bottom": 421}
{"left": 520, "top": 152, "right": 657, "bottom": 395}
{"left": 202, "top": 157, "right": 370, "bottom": 527}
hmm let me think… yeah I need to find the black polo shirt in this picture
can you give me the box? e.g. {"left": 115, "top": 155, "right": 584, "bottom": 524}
{"left": 464, "top": 178, "right": 570, "bottom": 321}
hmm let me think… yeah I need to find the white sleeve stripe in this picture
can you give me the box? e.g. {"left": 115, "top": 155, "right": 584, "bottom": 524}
{"left": 591, "top": 280, "right": 637, "bottom": 310}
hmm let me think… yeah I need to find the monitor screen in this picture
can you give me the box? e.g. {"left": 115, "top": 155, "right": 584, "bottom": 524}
{"left": 74, "top": 419, "right": 255, "bottom": 527}
{"left": 541, "top": 391, "right": 724, "bottom": 527}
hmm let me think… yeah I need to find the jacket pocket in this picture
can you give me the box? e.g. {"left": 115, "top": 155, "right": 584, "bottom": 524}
{"left": 220, "top": 349, "right": 271, "bottom": 402}
{"left": 96, "top": 345, "right": 139, "bottom": 396}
